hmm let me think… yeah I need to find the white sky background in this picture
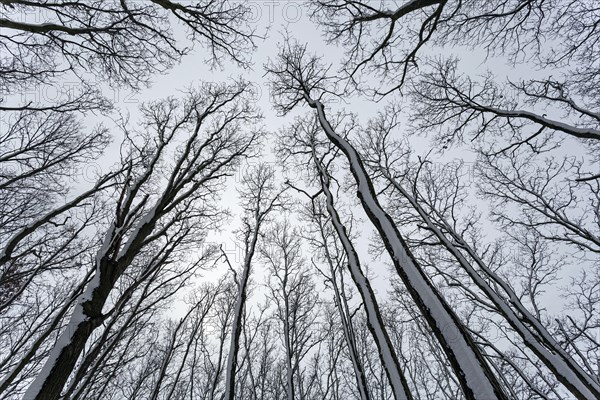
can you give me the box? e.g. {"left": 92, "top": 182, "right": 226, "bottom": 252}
{"left": 6, "top": 1, "right": 593, "bottom": 332}
{"left": 156, "top": 1, "right": 588, "bottom": 309}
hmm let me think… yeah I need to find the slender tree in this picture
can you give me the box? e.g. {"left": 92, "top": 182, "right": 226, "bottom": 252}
{"left": 22, "top": 82, "right": 262, "bottom": 400}
{"left": 267, "top": 40, "right": 510, "bottom": 400}
{"left": 222, "top": 163, "right": 287, "bottom": 400}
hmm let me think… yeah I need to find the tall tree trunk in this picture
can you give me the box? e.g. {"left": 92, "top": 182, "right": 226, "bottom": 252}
{"left": 222, "top": 233, "right": 259, "bottom": 400}
{"left": 307, "top": 96, "right": 509, "bottom": 400}
{"left": 313, "top": 153, "right": 411, "bottom": 400}
{"left": 381, "top": 168, "right": 600, "bottom": 400}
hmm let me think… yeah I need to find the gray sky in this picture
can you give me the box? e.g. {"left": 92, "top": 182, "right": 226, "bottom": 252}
{"left": 9, "top": 0, "right": 590, "bottom": 330}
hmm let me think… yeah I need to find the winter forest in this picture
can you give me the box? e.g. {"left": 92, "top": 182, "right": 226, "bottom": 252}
{"left": 0, "top": 1, "right": 599, "bottom": 399}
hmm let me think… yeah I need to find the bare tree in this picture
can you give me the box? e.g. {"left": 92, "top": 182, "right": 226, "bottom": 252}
{"left": 357, "top": 108, "right": 600, "bottom": 399}
{"left": 0, "top": 110, "right": 115, "bottom": 306}
{"left": 237, "top": 305, "right": 281, "bottom": 400}
{"left": 20, "top": 82, "right": 261, "bottom": 400}
{"left": 301, "top": 194, "right": 374, "bottom": 400}
{"left": 1, "top": 0, "right": 256, "bottom": 109}
{"left": 310, "top": 0, "right": 447, "bottom": 95}
{"left": 409, "top": 58, "right": 600, "bottom": 156}
{"left": 221, "top": 163, "right": 287, "bottom": 400}
{"left": 310, "top": 0, "right": 599, "bottom": 164}
{"left": 266, "top": 40, "right": 509, "bottom": 400}
{"left": 476, "top": 150, "right": 600, "bottom": 255}
{"left": 261, "top": 219, "right": 323, "bottom": 400}
{"left": 279, "top": 116, "right": 414, "bottom": 400}
{"left": 0, "top": 0, "right": 259, "bottom": 312}
{"left": 2, "top": 1, "right": 598, "bottom": 399}
{"left": 61, "top": 248, "right": 222, "bottom": 400}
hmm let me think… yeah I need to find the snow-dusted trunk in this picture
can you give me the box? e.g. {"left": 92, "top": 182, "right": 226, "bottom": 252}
{"left": 313, "top": 220, "right": 372, "bottom": 400}
{"left": 223, "top": 164, "right": 281, "bottom": 400}
{"left": 283, "top": 286, "right": 295, "bottom": 400}
{"left": 329, "top": 278, "right": 372, "bottom": 400}
{"left": 23, "top": 217, "right": 157, "bottom": 400}
{"left": 308, "top": 97, "right": 508, "bottom": 400}
{"left": 314, "top": 155, "right": 411, "bottom": 400}
{"left": 381, "top": 169, "right": 600, "bottom": 400}
{"left": 222, "top": 232, "right": 260, "bottom": 400}
{"left": 62, "top": 277, "right": 153, "bottom": 400}
{"left": 23, "top": 260, "right": 120, "bottom": 400}
{"left": 21, "top": 84, "right": 256, "bottom": 400}
{"left": 0, "top": 271, "right": 90, "bottom": 394}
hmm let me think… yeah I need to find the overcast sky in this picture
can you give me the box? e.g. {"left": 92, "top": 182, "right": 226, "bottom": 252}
{"left": 13, "top": 0, "right": 584, "bottom": 315}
